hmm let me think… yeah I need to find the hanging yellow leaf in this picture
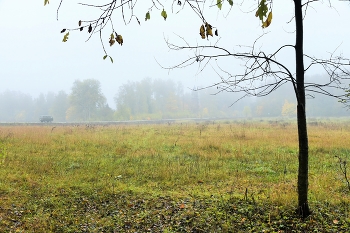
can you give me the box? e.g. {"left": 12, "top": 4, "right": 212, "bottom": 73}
{"left": 109, "top": 40, "right": 115, "bottom": 46}
{"left": 62, "top": 32, "right": 69, "bottom": 42}
{"left": 116, "top": 34, "right": 123, "bottom": 45}
{"left": 109, "top": 33, "right": 116, "bottom": 46}
{"left": 161, "top": 9, "right": 167, "bottom": 21}
{"left": 205, "top": 23, "right": 213, "bottom": 38}
{"left": 44, "top": 0, "right": 49, "bottom": 6}
{"left": 262, "top": 11, "right": 272, "bottom": 28}
{"left": 199, "top": 25, "right": 205, "bottom": 39}
{"left": 109, "top": 37, "right": 115, "bottom": 46}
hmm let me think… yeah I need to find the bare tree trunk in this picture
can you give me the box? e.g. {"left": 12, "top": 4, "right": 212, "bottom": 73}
{"left": 294, "top": 0, "right": 311, "bottom": 218}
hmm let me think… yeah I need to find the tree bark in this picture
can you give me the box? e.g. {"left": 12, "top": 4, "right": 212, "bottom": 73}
{"left": 294, "top": 0, "right": 311, "bottom": 217}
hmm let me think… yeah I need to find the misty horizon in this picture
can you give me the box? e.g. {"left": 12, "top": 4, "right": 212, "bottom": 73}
{"left": 0, "top": 75, "right": 348, "bottom": 123}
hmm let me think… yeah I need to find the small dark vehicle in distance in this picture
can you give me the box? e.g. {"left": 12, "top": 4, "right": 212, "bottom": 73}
{"left": 39, "top": 115, "right": 53, "bottom": 123}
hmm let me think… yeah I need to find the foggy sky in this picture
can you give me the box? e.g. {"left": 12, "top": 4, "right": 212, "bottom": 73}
{"left": 1, "top": 0, "right": 350, "bottom": 108}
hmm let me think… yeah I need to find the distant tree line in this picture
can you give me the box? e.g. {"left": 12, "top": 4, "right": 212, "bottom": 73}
{"left": 0, "top": 90, "right": 69, "bottom": 122}
{"left": 113, "top": 78, "right": 244, "bottom": 120}
{"left": 0, "top": 76, "right": 348, "bottom": 123}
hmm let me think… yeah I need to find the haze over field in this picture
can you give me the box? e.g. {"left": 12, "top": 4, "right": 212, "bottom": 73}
{"left": 0, "top": 1, "right": 350, "bottom": 110}
{"left": 0, "top": 76, "right": 348, "bottom": 123}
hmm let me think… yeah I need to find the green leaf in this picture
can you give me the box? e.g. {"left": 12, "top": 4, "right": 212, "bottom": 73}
{"left": 161, "top": 9, "right": 167, "bottom": 21}
{"left": 103, "top": 55, "right": 108, "bottom": 60}
{"left": 227, "top": 0, "right": 233, "bottom": 6}
{"left": 62, "top": 32, "right": 69, "bottom": 42}
{"left": 145, "top": 12, "right": 150, "bottom": 21}
{"left": 217, "top": 0, "right": 222, "bottom": 10}
{"left": 109, "top": 56, "right": 114, "bottom": 63}
{"left": 44, "top": 0, "right": 49, "bottom": 6}
{"left": 256, "top": 0, "right": 268, "bottom": 21}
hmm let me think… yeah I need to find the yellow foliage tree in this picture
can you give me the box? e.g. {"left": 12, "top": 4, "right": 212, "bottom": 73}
{"left": 281, "top": 100, "right": 296, "bottom": 117}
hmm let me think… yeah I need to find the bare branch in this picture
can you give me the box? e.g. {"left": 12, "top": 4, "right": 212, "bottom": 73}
{"left": 56, "top": 0, "right": 64, "bottom": 20}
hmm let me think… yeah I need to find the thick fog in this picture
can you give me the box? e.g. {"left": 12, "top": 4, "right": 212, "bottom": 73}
{"left": 0, "top": 1, "right": 350, "bottom": 120}
{"left": 0, "top": 75, "right": 348, "bottom": 123}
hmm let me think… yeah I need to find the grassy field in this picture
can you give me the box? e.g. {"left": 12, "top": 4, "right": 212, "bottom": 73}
{"left": 0, "top": 119, "right": 350, "bottom": 232}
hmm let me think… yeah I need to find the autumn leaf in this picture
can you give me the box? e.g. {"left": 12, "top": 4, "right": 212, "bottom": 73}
{"left": 145, "top": 12, "right": 150, "bottom": 21}
{"left": 262, "top": 11, "right": 272, "bottom": 28}
{"left": 62, "top": 32, "right": 69, "bottom": 42}
{"left": 206, "top": 23, "right": 213, "bottom": 38}
{"left": 109, "top": 33, "right": 116, "bottom": 46}
{"left": 44, "top": 0, "right": 49, "bottom": 6}
{"left": 116, "top": 34, "right": 123, "bottom": 45}
{"left": 161, "top": 9, "right": 167, "bottom": 21}
{"left": 109, "top": 40, "right": 115, "bottom": 46}
{"left": 199, "top": 25, "right": 205, "bottom": 39}
{"left": 179, "top": 203, "right": 185, "bottom": 209}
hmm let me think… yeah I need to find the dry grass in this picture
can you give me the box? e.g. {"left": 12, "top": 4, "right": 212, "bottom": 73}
{"left": 0, "top": 119, "right": 350, "bottom": 231}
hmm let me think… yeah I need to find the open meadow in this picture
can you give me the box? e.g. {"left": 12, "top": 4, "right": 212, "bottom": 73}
{"left": 0, "top": 119, "right": 350, "bottom": 232}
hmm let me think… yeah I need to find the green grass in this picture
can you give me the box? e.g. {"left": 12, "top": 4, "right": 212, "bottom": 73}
{"left": 0, "top": 120, "right": 350, "bottom": 232}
